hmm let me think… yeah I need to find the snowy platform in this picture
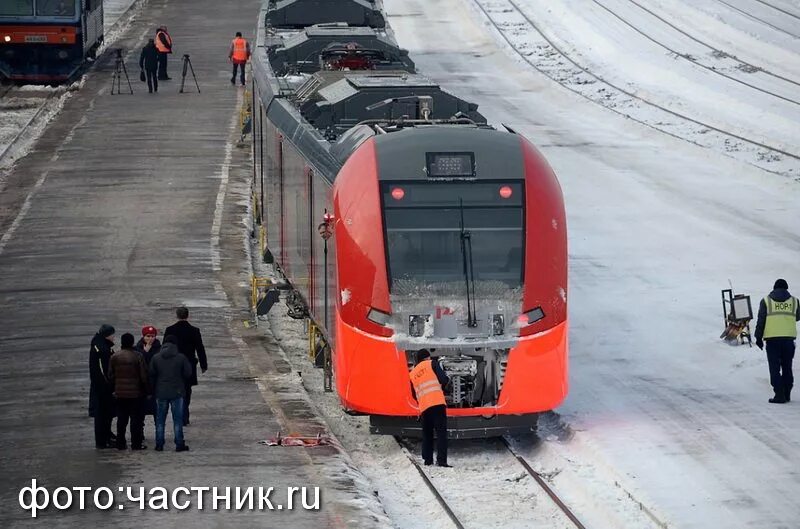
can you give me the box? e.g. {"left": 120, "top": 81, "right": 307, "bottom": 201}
{"left": 0, "top": 0, "right": 388, "bottom": 526}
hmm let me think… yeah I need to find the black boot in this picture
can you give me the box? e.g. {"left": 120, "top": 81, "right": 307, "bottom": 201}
{"left": 769, "top": 392, "right": 787, "bottom": 404}
{"left": 786, "top": 387, "right": 792, "bottom": 402}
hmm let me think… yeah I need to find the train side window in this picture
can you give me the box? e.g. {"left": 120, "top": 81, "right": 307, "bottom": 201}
{"left": 36, "top": 0, "right": 76, "bottom": 16}
{"left": 0, "top": 0, "right": 34, "bottom": 16}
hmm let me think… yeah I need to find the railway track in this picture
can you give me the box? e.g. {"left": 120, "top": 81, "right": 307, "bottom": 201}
{"left": 752, "top": 0, "right": 800, "bottom": 21}
{"left": 712, "top": 0, "right": 800, "bottom": 39}
{"left": 395, "top": 436, "right": 588, "bottom": 529}
{"left": 470, "top": 0, "right": 800, "bottom": 178}
{"left": 0, "top": 88, "right": 58, "bottom": 164}
{"left": 593, "top": 0, "right": 800, "bottom": 103}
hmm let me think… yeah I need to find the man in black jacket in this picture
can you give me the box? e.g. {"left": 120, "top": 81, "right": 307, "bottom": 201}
{"left": 89, "top": 324, "right": 116, "bottom": 448}
{"left": 755, "top": 279, "right": 800, "bottom": 403}
{"left": 139, "top": 39, "right": 159, "bottom": 93}
{"left": 164, "top": 307, "right": 207, "bottom": 425}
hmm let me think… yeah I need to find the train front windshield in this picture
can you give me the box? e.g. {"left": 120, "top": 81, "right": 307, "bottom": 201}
{"left": 0, "top": 0, "right": 76, "bottom": 17}
{"left": 382, "top": 181, "right": 524, "bottom": 292}
{"left": 1, "top": 1, "right": 33, "bottom": 16}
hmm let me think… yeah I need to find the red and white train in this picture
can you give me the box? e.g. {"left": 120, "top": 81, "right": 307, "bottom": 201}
{"left": 252, "top": 0, "right": 567, "bottom": 437}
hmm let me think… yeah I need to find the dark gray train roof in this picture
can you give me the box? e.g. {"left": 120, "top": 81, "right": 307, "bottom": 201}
{"left": 268, "top": 24, "right": 414, "bottom": 75}
{"left": 373, "top": 127, "right": 524, "bottom": 181}
{"left": 265, "top": 0, "right": 385, "bottom": 29}
{"left": 297, "top": 72, "right": 485, "bottom": 139}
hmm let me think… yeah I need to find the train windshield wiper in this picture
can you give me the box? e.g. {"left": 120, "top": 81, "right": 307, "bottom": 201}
{"left": 459, "top": 199, "right": 478, "bottom": 328}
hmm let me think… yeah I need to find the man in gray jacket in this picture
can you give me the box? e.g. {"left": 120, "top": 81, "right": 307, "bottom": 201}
{"left": 149, "top": 335, "right": 192, "bottom": 451}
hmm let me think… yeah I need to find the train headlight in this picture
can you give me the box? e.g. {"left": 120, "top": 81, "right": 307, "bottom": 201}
{"left": 491, "top": 314, "right": 505, "bottom": 336}
{"left": 58, "top": 50, "right": 69, "bottom": 59}
{"left": 3, "top": 35, "right": 10, "bottom": 43}
{"left": 408, "top": 314, "right": 428, "bottom": 337}
{"left": 367, "top": 307, "right": 391, "bottom": 327}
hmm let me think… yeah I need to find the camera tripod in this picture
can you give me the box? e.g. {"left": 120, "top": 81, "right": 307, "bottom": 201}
{"left": 179, "top": 54, "right": 200, "bottom": 94}
{"left": 110, "top": 49, "right": 133, "bottom": 95}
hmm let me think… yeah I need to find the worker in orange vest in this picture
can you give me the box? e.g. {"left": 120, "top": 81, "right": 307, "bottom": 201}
{"left": 228, "top": 32, "right": 251, "bottom": 86}
{"left": 155, "top": 26, "right": 173, "bottom": 81}
{"left": 409, "top": 349, "right": 451, "bottom": 467}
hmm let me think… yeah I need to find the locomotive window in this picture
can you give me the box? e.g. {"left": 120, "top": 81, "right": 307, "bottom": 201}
{"left": 36, "top": 0, "right": 76, "bottom": 16}
{"left": 382, "top": 181, "right": 524, "bottom": 291}
{"left": 0, "top": 0, "right": 34, "bottom": 16}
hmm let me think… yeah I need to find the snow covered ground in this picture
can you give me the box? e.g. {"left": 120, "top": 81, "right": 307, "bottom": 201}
{"left": 373, "top": 0, "right": 800, "bottom": 527}
{"left": 0, "top": 0, "right": 141, "bottom": 172}
{"left": 257, "top": 0, "right": 800, "bottom": 528}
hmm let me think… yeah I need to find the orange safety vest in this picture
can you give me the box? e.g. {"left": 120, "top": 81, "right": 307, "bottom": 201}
{"left": 410, "top": 359, "right": 446, "bottom": 413}
{"left": 155, "top": 30, "right": 172, "bottom": 53}
{"left": 231, "top": 37, "right": 249, "bottom": 63}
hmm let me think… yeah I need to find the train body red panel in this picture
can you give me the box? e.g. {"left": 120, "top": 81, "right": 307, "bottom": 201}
{"left": 251, "top": 0, "right": 568, "bottom": 438}
{"left": 0, "top": 0, "right": 103, "bottom": 82}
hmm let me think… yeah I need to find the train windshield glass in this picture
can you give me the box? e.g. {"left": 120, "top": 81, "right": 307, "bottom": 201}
{"left": 382, "top": 181, "right": 524, "bottom": 291}
{"left": 1, "top": 1, "right": 34, "bottom": 16}
{"left": 36, "top": 0, "right": 76, "bottom": 16}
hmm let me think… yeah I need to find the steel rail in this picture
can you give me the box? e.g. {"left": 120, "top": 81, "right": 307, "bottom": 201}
{"left": 394, "top": 436, "right": 466, "bottom": 529}
{"left": 712, "top": 0, "right": 800, "bottom": 39}
{"left": 0, "top": 93, "right": 55, "bottom": 163}
{"left": 596, "top": 0, "right": 800, "bottom": 97}
{"left": 470, "top": 0, "right": 800, "bottom": 172}
{"left": 501, "top": 437, "right": 588, "bottom": 529}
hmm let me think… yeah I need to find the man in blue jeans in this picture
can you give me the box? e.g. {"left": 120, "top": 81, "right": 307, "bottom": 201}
{"left": 149, "top": 335, "right": 192, "bottom": 451}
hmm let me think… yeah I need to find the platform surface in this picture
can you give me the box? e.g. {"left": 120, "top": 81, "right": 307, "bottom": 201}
{"left": 0, "top": 1, "right": 387, "bottom": 526}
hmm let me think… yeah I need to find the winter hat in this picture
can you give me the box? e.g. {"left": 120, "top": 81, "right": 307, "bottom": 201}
{"left": 121, "top": 333, "right": 135, "bottom": 348}
{"left": 415, "top": 349, "right": 431, "bottom": 364}
{"left": 774, "top": 278, "right": 789, "bottom": 290}
{"left": 98, "top": 324, "right": 115, "bottom": 338}
{"left": 142, "top": 325, "right": 157, "bottom": 337}
{"left": 163, "top": 335, "right": 178, "bottom": 345}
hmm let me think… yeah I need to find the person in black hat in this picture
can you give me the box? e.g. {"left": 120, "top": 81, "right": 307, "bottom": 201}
{"left": 139, "top": 38, "right": 159, "bottom": 93}
{"left": 109, "top": 333, "right": 149, "bottom": 450}
{"left": 755, "top": 279, "right": 800, "bottom": 403}
{"left": 89, "top": 324, "right": 116, "bottom": 448}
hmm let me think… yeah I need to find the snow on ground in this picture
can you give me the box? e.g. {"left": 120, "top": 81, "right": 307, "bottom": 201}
{"left": 372, "top": 0, "right": 800, "bottom": 527}
{"left": 0, "top": 0, "right": 141, "bottom": 178}
{"left": 466, "top": 0, "right": 800, "bottom": 178}
{"left": 262, "top": 298, "right": 664, "bottom": 529}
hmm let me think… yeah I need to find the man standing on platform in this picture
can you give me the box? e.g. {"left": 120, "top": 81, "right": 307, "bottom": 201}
{"left": 108, "top": 333, "right": 149, "bottom": 450}
{"left": 155, "top": 26, "right": 173, "bottom": 80}
{"left": 89, "top": 324, "right": 116, "bottom": 449}
{"left": 164, "top": 307, "right": 207, "bottom": 425}
{"left": 139, "top": 38, "right": 159, "bottom": 93}
{"left": 229, "top": 31, "right": 251, "bottom": 86}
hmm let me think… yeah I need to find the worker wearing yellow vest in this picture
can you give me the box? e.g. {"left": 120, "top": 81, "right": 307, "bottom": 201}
{"left": 228, "top": 32, "right": 251, "bottom": 86}
{"left": 155, "top": 26, "right": 173, "bottom": 81}
{"left": 409, "top": 349, "right": 451, "bottom": 467}
{"left": 755, "top": 279, "right": 800, "bottom": 403}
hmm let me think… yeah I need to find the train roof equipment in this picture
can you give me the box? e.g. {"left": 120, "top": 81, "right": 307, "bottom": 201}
{"left": 265, "top": 0, "right": 386, "bottom": 29}
{"left": 268, "top": 24, "right": 415, "bottom": 75}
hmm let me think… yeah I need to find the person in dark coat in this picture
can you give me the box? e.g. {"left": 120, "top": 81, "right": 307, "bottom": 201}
{"left": 135, "top": 325, "right": 161, "bottom": 420}
{"left": 89, "top": 324, "right": 116, "bottom": 449}
{"left": 139, "top": 38, "right": 159, "bottom": 93}
{"left": 755, "top": 278, "right": 800, "bottom": 403}
{"left": 109, "top": 333, "right": 149, "bottom": 450}
{"left": 164, "top": 306, "right": 207, "bottom": 426}
{"left": 149, "top": 338, "right": 192, "bottom": 451}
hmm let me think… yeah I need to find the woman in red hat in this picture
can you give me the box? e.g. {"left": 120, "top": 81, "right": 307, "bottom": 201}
{"left": 135, "top": 325, "right": 161, "bottom": 425}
